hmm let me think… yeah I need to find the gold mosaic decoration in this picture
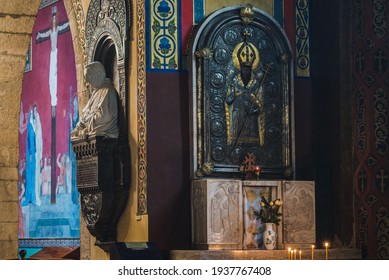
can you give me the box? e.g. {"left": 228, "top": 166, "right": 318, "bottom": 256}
{"left": 137, "top": 0, "right": 148, "bottom": 214}
{"left": 71, "top": 0, "right": 86, "bottom": 64}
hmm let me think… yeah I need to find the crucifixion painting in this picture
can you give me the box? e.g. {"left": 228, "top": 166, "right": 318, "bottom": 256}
{"left": 18, "top": 1, "right": 80, "bottom": 240}
{"left": 36, "top": 5, "right": 70, "bottom": 204}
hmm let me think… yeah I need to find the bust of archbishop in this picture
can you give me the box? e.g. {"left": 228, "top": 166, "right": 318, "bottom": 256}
{"left": 71, "top": 61, "right": 119, "bottom": 140}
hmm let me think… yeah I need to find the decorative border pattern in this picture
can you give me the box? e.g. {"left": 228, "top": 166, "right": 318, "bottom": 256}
{"left": 70, "top": 0, "right": 86, "bottom": 73}
{"left": 353, "top": 0, "right": 389, "bottom": 259}
{"left": 358, "top": 206, "right": 368, "bottom": 254}
{"left": 374, "top": 87, "right": 388, "bottom": 155}
{"left": 372, "top": 0, "right": 386, "bottom": 39}
{"left": 19, "top": 238, "right": 80, "bottom": 248}
{"left": 356, "top": 88, "right": 366, "bottom": 153}
{"left": 377, "top": 206, "right": 389, "bottom": 259}
{"left": 137, "top": 0, "right": 147, "bottom": 214}
{"left": 295, "top": 0, "right": 310, "bottom": 77}
{"left": 148, "top": 0, "right": 180, "bottom": 71}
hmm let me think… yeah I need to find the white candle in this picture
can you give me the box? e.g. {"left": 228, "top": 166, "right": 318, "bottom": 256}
{"left": 325, "top": 242, "right": 329, "bottom": 260}
{"left": 311, "top": 244, "right": 315, "bottom": 260}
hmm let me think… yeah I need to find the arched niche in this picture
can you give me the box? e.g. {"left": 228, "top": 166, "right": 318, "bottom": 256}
{"left": 86, "top": 1, "right": 129, "bottom": 136}
{"left": 94, "top": 36, "right": 119, "bottom": 88}
{"left": 73, "top": 0, "right": 131, "bottom": 251}
{"left": 189, "top": 5, "right": 294, "bottom": 179}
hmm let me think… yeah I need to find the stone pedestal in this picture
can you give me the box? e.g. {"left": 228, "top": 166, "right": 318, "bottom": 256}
{"left": 72, "top": 136, "right": 130, "bottom": 252}
{"left": 191, "top": 179, "right": 315, "bottom": 250}
{"left": 191, "top": 179, "right": 243, "bottom": 249}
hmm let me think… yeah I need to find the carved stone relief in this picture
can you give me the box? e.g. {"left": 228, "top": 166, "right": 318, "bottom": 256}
{"left": 208, "top": 181, "right": 240, "bottom": 244}
{"left": 282, "top": 181, "right": 315, "bottom": 246}
{"left": 192, "top": 179, "right": 242, "bottom": 249}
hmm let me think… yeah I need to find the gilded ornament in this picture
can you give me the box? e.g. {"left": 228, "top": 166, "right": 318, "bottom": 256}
{"left": 195, "top": 48, "right": 214, "bottom": 59}
{"left": 232, "top": 43, "right": 259, "bottom": 71}
{"left": 197, "top": 162, "right": 214, "bottom": 176}
{"left": 240, "top": 4, "right": 254, "bottom": 25}
{"left": 137, "top": 0, "right": 147, "bottom": 214}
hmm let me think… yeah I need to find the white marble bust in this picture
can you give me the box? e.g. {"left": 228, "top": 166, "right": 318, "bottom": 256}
{"left": 71, "top": 61, "right": 119, "bottom": 140}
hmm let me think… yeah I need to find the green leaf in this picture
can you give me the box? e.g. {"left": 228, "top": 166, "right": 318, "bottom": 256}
{"left": 152, "top": 18, "right": 161, "bottom": 38}
{"left": 152, "top": 55, "right": 162, "bottom": 69}
{"left": 167, "top": 19, "right": 177, "bottom": 36}
{"left": 168, "top": 57, "right": 177, "bottom": 69}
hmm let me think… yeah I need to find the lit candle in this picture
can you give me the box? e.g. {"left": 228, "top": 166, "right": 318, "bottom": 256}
{"left": 294, "top": 249, "right": 297, "bottom": 260}
{"left": 311, "top": 245, "right": 315, "bottom": 260}
{"left": 299, "top": 250, "right": 302, "bottom": 260}
{"left": 254, "top": 166, "right": 261, "bottom": 180}
{"left": 325, "top": 242, "right": 329, "bottom": 260}
{"left": 288, "top": 247, "right": 291, "bottom": 260}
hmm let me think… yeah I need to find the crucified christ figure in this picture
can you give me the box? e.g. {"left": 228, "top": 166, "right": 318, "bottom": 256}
{"left": 36, "top": 5, "right": 69, "bottom": 204}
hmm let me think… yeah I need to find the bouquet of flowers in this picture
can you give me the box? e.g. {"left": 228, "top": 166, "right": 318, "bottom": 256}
{"left": 254, "top": 196, "right": 283, "bottom": 226}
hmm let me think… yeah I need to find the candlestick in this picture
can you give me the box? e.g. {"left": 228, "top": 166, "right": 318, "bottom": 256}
{"left": 294, "top": 249, "right": 297, "bottom": 260}
{"left": 311, "top": 245, "right": 315, "bottom": 260}
{"left": 299, "top": 250, "right": 302, "bottom": 260}
{"left": 288, "top": 247, "right": 291, "bottom": 260}
{"left": 325, "top": 242, "right": 329, "bottom": 260}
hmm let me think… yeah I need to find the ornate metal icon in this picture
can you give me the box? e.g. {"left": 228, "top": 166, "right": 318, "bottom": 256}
{"left": 190, "top": 5, "right": 294, "bottom": 179}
